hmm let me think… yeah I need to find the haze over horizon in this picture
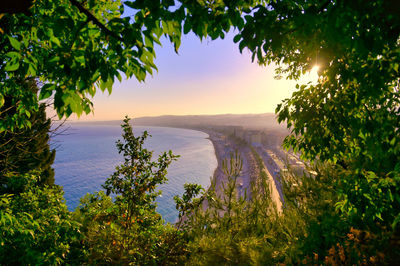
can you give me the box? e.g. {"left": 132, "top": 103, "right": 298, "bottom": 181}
{"left": 57, "top": 32, "right": 318, "bottom": 122}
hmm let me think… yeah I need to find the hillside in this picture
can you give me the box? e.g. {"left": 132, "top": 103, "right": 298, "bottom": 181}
{"left": 73, "top": 113, "right": 287, "bottom": 131}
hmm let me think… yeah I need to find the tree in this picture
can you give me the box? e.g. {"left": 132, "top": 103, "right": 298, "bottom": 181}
{"left": 228, "top": 0, "right": 400, "bottom": 262}
{"left": 238, "top": 0, "right": 400, "bottom": 226}
{"left": 75, "top": 117, "right": 185, "bottom": 264}
{"left": 0, "top": 0, "right": 256, "bottom": 131}
{"left": 0, "top": 79, "right": 55, "bottom": 190}
{"left": 103, "top": 116, "right": 178, "bottom": 222}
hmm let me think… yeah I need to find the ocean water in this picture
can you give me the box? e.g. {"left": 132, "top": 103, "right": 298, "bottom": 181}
{"left": 52, "top": 124, "right": 217, "bottom": 223}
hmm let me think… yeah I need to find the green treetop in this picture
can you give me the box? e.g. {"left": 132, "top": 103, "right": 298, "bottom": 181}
{"left": 232, "top": 0, "right": 400, "bottom": 227}
{"left": 0, "top": 0, "right": 256, "bottom": 131}
{"left": 0, "top": 80, "right": 55, "bottom": 191}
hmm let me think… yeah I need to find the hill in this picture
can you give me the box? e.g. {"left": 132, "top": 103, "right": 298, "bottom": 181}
{"left": 72, "top": 113, "right": 286, "bottom": 131}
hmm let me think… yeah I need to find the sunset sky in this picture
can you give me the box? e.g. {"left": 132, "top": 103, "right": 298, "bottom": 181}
{"left": 71, "top": 31, "right": 317, "bottom": 121}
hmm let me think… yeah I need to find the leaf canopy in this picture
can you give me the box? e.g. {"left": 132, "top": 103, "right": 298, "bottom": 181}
{"left": 0, "top": 0, "right": 257, "bottom": 131}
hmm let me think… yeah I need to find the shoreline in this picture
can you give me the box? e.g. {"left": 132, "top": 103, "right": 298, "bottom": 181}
{"left": 197, "top": 128, "right": 258, "bottom": 203}
{"left": 173, "top": 126, "right": 283, "bottom": 213}
{"left": 205, "top": 136, "right": 220, "bottom": 187}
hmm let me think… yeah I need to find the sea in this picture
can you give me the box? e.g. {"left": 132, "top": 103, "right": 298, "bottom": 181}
{"left": 52, "top": 124, "right": 217, "bottom": 223}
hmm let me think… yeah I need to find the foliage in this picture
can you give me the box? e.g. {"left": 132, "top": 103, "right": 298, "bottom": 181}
{"left": 176, "top": 153, "right": 301, "bottom": 265}
{"left": 74, "top": 191, "right": 187, "bottom": 264}
{"left": 174, "top": 183, "right": 204, "bottom": 228}
{"left": 227, "top": 0, "right": 400, "bottom": 259}
{"left": 4, "top": 0, "right": 398, "bottom": 229}
{"left": 0, "top": 172, "right": 80, "bottom": 265}
{"left": 282, "top": 162, "right": 351, "bottom": 264}
{"left": 103, "top": 116, "right": 178, "bottom": 222}
{"left": 281, "top": 161, "right": 400, "bottom": 265}
{"left": 178, "top": 154, "right": 399, "bottom": 265}
{"left": 0, "top": 117, "right": 189, "bottom": 265}
{"left": 232, "top": 0, "right": 400, "bottom": 225}
{"left": 0, "top": 0, "right": 259, "bottom": 131}
{"left": 0, "top": 79, "right": 55, "bottom": 189}
{"left": 75, "top": 116, "right": 187, "bottom": 264}
{"left": 2, "top": 0, "right": 400, "bottom": 263}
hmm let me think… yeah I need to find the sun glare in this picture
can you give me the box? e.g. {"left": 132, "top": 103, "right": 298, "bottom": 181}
{"left": 307, "top": 64, "right": 320, "bottom": 83}
{"left": 311, "top": 65, "right": 320, "bottom": 74}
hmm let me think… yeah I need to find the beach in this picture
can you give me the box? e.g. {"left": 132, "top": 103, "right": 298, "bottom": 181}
{"left": 198, "top": 128, "right": 284, "bottom": 213}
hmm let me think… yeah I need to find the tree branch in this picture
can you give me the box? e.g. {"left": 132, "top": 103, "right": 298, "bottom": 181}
{"left": 69, "top": 0, "right": 124, "bottom": 42}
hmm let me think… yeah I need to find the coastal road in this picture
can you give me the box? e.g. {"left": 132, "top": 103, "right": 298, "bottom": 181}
{"left": 253, "top": 152, "right": 283, "bottom": 213}
{"left": 255, "top": 147, "right": 286, "bottom": 209}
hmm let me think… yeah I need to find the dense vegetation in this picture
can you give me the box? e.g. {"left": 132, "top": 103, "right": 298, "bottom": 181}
{"left": 0, "top": 79, "right": 55, "bottom": 189}
{"left": 1, "top": 0, "right": 399, "bottom": 264}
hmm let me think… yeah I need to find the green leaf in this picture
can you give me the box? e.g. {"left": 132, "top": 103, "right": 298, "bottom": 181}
{"left": 239, "top": 41, "right": 246, "bottom": 52}
{"left": 0, "top": 94, "right": 4, "bottom": 108}
{"left": 100, "top": 78, "right": 113, "bottom": 94}
{"left": 27, "top": 64, "right": 37, "bottom": 76}
{"left": 393, "top": 63, "right": 399, "bottom": 73}
{"left": 78, "top": 80, "right": 86, "bottom": 90}
{"left": 48, "top": 56, "right": 60, "bottom": 63}
{"left": 5, "top": 51, "right": 21, "bottom": 59}
{"left": 50, "top": 35, "right": 61, "bottom": 46}
{"left": 8, "top": 36, "right": 21, "bottom": 50}
{"left": 5, "top": 61, "right": 20, "bottom": 72}
{"left": 75, "top": 55, "right": 85, "bottom": 64}
{"left": 183, "top": 21, "right": 191, "bottom": 34}
{"left": 116, "top": 72, "right": 122, "bottom": 83}
{"left": 39, "top": 84, "right": 56, "bottom": 100}
{"left": 393, "top": 213, "right": 400, "bottom": 230}
{"left": 144, "top": 35, "right": 153, "bottom": 48}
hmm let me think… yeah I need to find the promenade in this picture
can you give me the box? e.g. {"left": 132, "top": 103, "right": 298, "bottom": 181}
{"left": 201, "top": 129, "right": 287, "bottom": 214}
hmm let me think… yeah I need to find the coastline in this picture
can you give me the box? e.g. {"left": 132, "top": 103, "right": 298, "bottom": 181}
{"left": 131, "top": 124, "right": 283, "bottom": 212}
{"left": 205, "top": 136, "right": 220, "bottom": 187}
{"left": 53, "top": 124, "right": 218, "bottom": 222}
{"left": 197, "top": 128, "right": 259, "bottom": 203}
{"left": 129, "top": 123, "right": 284, "bottom": 213}
{"left": 139, "top": 125, "right": 226, "bottom": 195}
{"left": 170, "top": 126, "right": 283, "bottom": 213}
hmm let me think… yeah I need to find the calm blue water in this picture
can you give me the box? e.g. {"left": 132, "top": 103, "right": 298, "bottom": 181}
{"left": 52, "top": 124, "right": 217, "bottom": 223}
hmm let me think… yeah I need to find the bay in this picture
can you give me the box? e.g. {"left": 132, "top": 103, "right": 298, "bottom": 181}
{"left": 52, "top": 124, "right": 217, "bottom": 223}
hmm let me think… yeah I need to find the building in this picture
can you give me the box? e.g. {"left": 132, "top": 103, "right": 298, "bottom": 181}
{"left": 244, "top": 130, "right": 262, "bottom": 147}
{"left": 233, "top": 126, "right": 244, "bottom": 139}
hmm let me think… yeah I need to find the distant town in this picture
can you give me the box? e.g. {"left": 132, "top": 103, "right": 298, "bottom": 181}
{"left": 190, "top": 124, "right": 306, "bottom": 211}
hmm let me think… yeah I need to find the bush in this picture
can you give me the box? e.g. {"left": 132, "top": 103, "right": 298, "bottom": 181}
{"left": 0, "top": 172, "right": 80, "bottom": 265}
{"left": 73, "top": 116, "right": 188, "bottom": 264}
{"left": 177, "top": 153, "right": 304, "bottom": 265}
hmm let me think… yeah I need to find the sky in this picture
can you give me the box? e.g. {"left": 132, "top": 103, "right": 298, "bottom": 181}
{"left": 70, "top": 31, "right": 317, "bottom": 121}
